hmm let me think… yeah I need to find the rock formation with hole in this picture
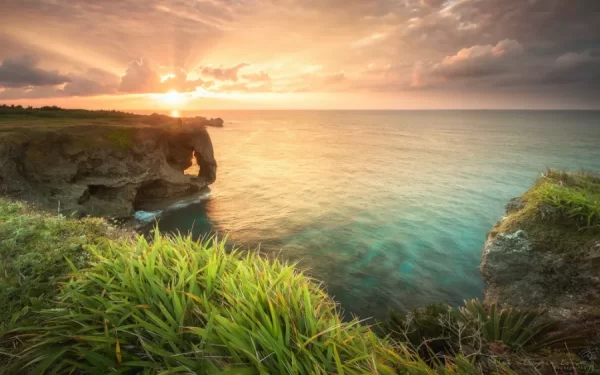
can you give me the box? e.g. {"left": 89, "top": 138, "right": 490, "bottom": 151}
{"left": 0, "top": 124, "right": 217, "bottom": 218}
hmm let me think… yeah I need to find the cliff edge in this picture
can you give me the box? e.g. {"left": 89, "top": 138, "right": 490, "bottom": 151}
{"left": 481, "top": 169, "right": 600, "bottom": 344}
{"left": 0, "top": 114, "right": 217, "bottom": 218}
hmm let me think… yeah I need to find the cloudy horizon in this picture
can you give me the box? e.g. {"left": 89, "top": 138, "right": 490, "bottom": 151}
{"left": 1, "top": 0, "right": 599, "bottom": 110}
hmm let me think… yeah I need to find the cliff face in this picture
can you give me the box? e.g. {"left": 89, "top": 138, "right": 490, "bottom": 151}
{"left": 480, "top": 171, "right": 600, "bottom": 343}
{"left": 0, "top": 124, "right": 217, "bottom": 218}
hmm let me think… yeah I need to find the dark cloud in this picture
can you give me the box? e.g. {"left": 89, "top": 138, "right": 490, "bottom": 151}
{"left": 432, "top": 39, "right": 524, "bottom": 79}
{"left": 0, "top": 55, "right": 71, "bottom": 88}
{"left": 451, "top": 0, "right": 600, "bottom": 46}
{"left": 0, "top": 67, "right": 118, "bottom": 99}
{"left": 0, "top": 0, "right": 598, "bottom": 105}
{"left": 62, "top": 68, "right": 119, "bottom": 96}
{"left": 541, "top": 50, "right": 600, "bottom": 86}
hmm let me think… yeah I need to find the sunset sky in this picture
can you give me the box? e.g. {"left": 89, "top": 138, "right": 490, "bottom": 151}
{"left": 0, "top": 0, "right": 599, "bottom": 110}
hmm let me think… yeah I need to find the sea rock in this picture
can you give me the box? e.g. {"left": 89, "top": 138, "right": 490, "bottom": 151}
{"left": 480, "top": 199, "right": 600, "bottom": 337}
{"left": 0, "top": 124, "right": 217, "bottom": 218}
{"left": 209, "top": 117, "right": 224, "bottom": 127}
{"left": 186, "top": 116, "right": 224, "bottom": 128}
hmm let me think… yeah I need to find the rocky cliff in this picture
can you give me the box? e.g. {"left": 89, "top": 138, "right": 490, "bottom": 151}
{"left": 0, "top": 122, "right": 217, "bottom": 218}
{"left": 481, "top": 170, "right": 600, "bottom": 344}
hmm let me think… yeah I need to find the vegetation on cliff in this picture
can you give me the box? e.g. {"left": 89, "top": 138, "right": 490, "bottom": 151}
{"left": 1, "top": 170, "right": 598, "bottom": 374}
{"left": 484, "top": 169, "right": 600, "bottom": 343}
{"left": 0, "top": 105, "right": 224, "bottom": 129}
{"left": 0, "top": 200, "right": 126, "bottom": 322}
{"left": 497, "top": 168, "right": 600, "bottom": 237}
{"left": 0, "top": 107, "right": 217, "bottom": 218}
{"left": 0, "top": 200, "right": 514, "bottom": 374}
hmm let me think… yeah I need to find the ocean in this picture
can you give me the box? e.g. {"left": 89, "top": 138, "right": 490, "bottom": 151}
{"left": 150, "top": 110, "right": 600, "bottom": 321}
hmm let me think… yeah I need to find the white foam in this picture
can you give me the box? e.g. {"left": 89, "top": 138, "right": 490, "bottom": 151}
{"left": 134, "top": 191, "right": 212, "bottom": 223}
{"left": 168, "top": 191, "right": 212, "bottom": 209}
{"left": 134, "top": 210, "right": 163, "bottom": 224}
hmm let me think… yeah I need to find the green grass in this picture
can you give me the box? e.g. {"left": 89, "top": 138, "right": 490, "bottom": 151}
{"left": 0, "top": 105, "right": 144, "bottom": 121}
{"left": 499, "top": 169, "right": 600, "bottom": 234}
{"left": 105, "top": 127, "right": 137, "bottom": 150}
{"left": 0, "top": 203, "right": 516, "bottom": 374}
{"left": 0, "top": 199, "right": 124, "bottom": 322}
{"left": 2, "top": 169, "right": 596, "bottom": 374}
{"left": 2, "top": 232, "right": 390, "bottom": 373}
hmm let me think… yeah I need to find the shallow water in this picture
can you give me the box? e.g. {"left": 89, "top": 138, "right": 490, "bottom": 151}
{"left": 153, "top": 110, "right": 600, "bottom": 320}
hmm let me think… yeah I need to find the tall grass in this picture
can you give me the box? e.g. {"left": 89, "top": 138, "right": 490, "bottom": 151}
{"left": 0, "top": 199, "right": 119, "bottom": 321}
{"left": 526, "top": 169, "right": 600, "bottom": 230}
{"left": 4, "top": 232, "right": 408, "bottom": 374}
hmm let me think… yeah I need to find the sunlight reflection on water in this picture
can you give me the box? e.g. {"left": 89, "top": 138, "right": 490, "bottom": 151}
{"left": 154, "top": 110, "right": 600, "bottom": 320}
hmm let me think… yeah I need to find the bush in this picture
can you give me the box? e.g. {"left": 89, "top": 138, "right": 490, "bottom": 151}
{"left": 387, "top": 303, "right": 462, "bottom": 362}
{"left": 387, "top": 299, "right": 580, "bottom": 369}
{"left": 3, "top": 232, "right": 405, "bottom": 374}
{"left": 459, "top": 300, "right": 580, "bottom": 353}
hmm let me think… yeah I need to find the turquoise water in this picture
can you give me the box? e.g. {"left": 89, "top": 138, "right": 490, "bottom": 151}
{"left": 154, "top": 110, "right": 600, "bottom": 320}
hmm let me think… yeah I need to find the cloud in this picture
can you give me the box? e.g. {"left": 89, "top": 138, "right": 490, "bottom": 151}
{"left": 0, "top": 68, "right": 119, "bottom": 99}
{"left": 290, "top": 71, "right": 347, "bottom": 92}
{"left": 542, "top": 49, "right": 600, "bottom": 85}
{"left": 0, "top": 55, "right": 71, "bottom": 88}
{"left": 0, "top": 0, "right": 599, "bottom": 105}
{"left": 242, "top": 71, "right": 271, "bottom": 82}
{"left": 432, "top": 39, "right": 524, "bottom": 79}
{"left": 59, "top": 68, "right": 118, "bottom": 96}
{"left": 119, "top": 59, "right": 211, "bottom": 93}
{"left": 556, "top": 50, "right": 598, "bottom": 69}
{"left": 215, "top": 81, "right": 273, "bottom": 93}
{"left": 119, "top": 59, "right": 161, "bottom": 93}
{"left": 200, "top": 63, "right": 249, "bottom": 81}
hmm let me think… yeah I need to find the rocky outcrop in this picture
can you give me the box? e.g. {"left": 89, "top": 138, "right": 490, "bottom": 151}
{"left": 0, "top": 124, "right": 217, "bottom": 218}
{"left": 187, "top": 116, "right": 224, "bottom": 128}
{"left": 481, "top": 198, "right": 600, "bottom": 340}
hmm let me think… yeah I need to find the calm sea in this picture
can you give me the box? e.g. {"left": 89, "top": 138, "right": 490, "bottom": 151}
{"left": 148, "top": 110, "right": 600, "bottom": 321}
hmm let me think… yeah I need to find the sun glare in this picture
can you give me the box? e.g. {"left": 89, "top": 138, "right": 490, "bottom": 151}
{"left": 160, "top": 90, "right": 188, "bottom": 108}
{"left": 160, "top": 73, "right": 176, "bottom": 83}
{"left": 171, "top": 110, "right": 180, "bottom": 117}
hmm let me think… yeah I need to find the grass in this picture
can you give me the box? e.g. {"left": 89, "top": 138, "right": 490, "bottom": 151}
{"left": 498, "top": 169, "right": 600, "bottom": 234}
{"left": 0, "top": 105, "right": 144, "bottom": 121}
{"left": 2, "top": 231, "right": 419, "bottom": 374}
{"left": 0, "top": 199, "right": 125, "bottom": 322}
{"left": 1, "top": 169, "right": 597, "bottom": 374}
{"left": 0, "top": 106, "right": 202, "bottom": 152}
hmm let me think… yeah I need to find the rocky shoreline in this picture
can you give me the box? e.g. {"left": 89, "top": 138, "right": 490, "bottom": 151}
{"left": 0, "top": 120, "right": 217, "bottom": 218}
{"left": 480, "top": 171, "right": 600, "bottom": 347}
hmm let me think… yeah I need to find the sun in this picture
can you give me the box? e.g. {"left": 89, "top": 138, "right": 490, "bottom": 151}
{"left": 160, "top": 90, "right": 188, "bottom": 108}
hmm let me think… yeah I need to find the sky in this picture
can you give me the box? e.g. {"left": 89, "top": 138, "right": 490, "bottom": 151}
{"left": 0, "top": 0, "right": 599, "bottom": 110}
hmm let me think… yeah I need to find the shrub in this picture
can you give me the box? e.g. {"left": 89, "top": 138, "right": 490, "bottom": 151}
{"left": 3, "top": 232, "right": 405, "bottom": 374}
{"left": 459, "top": 299, "right": 581, "bottom": 353}
{"left": 387, "top": 299, "right": 580, "bottom": 369}
{"left": 387, "top": 303, "right": 462, "bottom": 362}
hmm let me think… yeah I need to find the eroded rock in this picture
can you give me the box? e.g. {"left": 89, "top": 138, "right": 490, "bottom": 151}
{"left": 0, "top": 124, "right": 217, "bottom": 218}
{"left": 481, "top": 199, "right": 600, "bottom": 339}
